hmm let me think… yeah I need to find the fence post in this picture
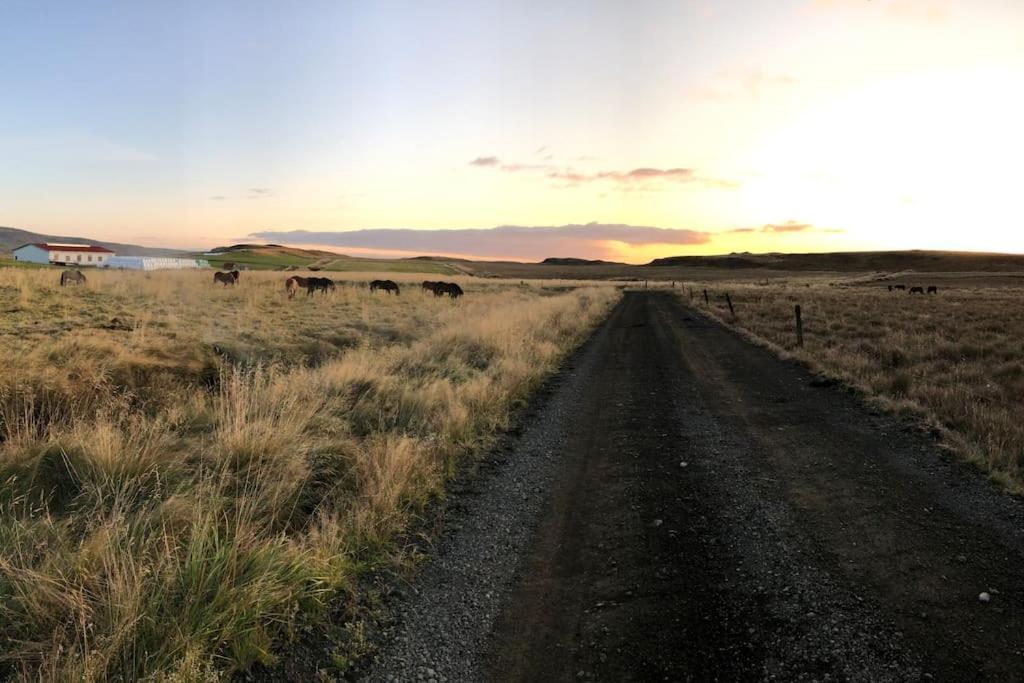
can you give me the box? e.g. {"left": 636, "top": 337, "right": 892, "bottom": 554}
{"left": 703, "top": 289, "right": 709, "bottom": 306}
{"left": 795, "top": 304, "right": 804, "bottom": 348}
{"left": 725, "top": 293, "right": 735, "bottom": 317}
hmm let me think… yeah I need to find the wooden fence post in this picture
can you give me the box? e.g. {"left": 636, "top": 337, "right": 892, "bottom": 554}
{"left": 703, "top": 289, "right": 709, "bottom": 306}
{"left": 795, "top": 304, "right": 804, "bottom": 348}
{"left": 725, "top": 293, "right": 735, "bottom": 317}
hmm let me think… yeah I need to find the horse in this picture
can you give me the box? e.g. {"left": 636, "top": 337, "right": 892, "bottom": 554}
{"left": 60, "top": 269, "right": 86, "bottom": 287}
{"left": 214, "top": 270, "right": 239, "bottom": 286}
{"left": 422, "top": 280, "right": 440, "bottom": 294}
{"left": 306, "top": 277, "right": 336, "bottom": 296}
{"left": 927, "top": 286, "right": 938, "bottom": 294}
{"left": 893, "top": 284, "right": 907, "bottom": 291}
{"left": 436, "top": 282, "right": 464, "bottom": 299}
{"left": 285, "top": 276, "right": 308, "bottom": 299}
{"left": 909, "top": 286, "right": 925, "bottom": 295}
{"left": 370, "top": 279, "right": 400, "bottom": 295}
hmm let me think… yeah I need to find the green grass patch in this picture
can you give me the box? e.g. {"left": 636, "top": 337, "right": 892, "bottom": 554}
{"left": 323, "top": 259, "right": 458, "bottom": 275}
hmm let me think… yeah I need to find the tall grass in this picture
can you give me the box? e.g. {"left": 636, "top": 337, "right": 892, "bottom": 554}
{"left": 0, "top": 268, "right": 619, "bottom": 680}
{"left": 684, "top": 282, "right": 1024, "bottom": 488}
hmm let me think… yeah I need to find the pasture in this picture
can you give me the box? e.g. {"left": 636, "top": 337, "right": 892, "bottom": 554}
{"left": 0, "top": 267, "right": 619, "bottom": 680}
{"left": 683, "top": 279, "right": 1024, "bottom": 489}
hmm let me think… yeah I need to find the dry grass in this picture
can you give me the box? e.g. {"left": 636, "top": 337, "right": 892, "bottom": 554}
{"left": 0, "top": 267, "right": 619, "bottom": 680}
{"left": 682, "top": 281, "right": 1024, "bottom": 489}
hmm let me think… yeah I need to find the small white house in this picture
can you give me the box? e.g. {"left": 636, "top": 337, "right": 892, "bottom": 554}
{"left": 103, "top": 256, "right": 209, "bottom": 271}
{"left": 12, "top": 243, "right": 114, "bottom": 266}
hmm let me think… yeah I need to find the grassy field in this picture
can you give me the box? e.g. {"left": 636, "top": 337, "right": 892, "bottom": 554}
{"left": 0, "top": 267, "right": 619, "bottom": 680}
{"left": 202, "top": 249, "right": 459, "bottom": 275}
{"left": 680, "top": 280, "right": 1024, "bottom": 489}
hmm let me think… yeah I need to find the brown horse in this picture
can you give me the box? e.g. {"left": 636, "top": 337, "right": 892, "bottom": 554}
{"left": 60, "top": 269, "right": 86, "bottom": 287}
{"left": 285, "top": 276, "right": 308, "bottom": 298}
{"left": 909, "top": 286, "right": 925, "bottom": 295}
{"left": 370, "top": 279, "right": 400, "bottom": 295}
{"left": 214, "top": 270, "right": 239, "bottom": 286}
{"left": 422, "top": 280, "right": 440, "bottom": 294}
{"left": 927, "top": 286, "right": 938, "bottom": 294}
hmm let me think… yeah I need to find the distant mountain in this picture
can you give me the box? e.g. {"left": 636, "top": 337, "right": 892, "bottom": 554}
{"left": 1, "top": 226, "right": 185, "bottom": 257}
{"left": 541, "top": 257, "right": 626, "bottom": 266}
{"left": 648, "top": 250, "right": 1024, "bottom": 272}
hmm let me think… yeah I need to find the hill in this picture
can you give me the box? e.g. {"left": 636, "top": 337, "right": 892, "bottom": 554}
{"left": 647, "top": 250, "right": 1024, "bottom": 272}
{"left": 541, "top": 257, "right": 626, "bottom": 266}
{"left": 202, "top": 244, "right": 459, "bottom": 274}
{"left": 1, "top": 226, "right": 186, "bottom": 257}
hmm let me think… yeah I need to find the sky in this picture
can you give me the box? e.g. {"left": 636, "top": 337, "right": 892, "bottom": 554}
{"left": 1, "top": 0, "right": 1022, "bottom": 263}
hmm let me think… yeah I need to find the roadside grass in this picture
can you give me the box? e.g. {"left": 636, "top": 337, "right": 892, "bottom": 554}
{"left": 0, "top": 267, "right": 620, "bottom": 680}
{"left": 681, "top": 282, "right": 1024, "bottom": 490}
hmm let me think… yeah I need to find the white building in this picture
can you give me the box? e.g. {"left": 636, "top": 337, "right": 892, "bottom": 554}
{"left": 103, "top": 256, "right": 209, "bottom": 271}
{"left": 13, "top": 243, "right": 115, "bottom": 266}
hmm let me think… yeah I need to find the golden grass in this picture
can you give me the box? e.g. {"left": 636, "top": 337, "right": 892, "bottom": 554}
{"left": 0, "top": 267, "right": 619, "bottom": 680}
{"left": 682, "top": 281, "right": 1024, "bottom": 489}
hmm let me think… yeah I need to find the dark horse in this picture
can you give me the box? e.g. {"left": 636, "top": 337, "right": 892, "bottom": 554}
{"left": 909, "top": 286, "right": 925, "bottom": 295}
{"left": 927, "top": 286, "right": 938, "bottom": 295}
{"left": 422, "top": 280, "right": 440, "bottom": 294}
{"left": 438, "top": 282, "right": 464, "bottom": 299}
{"left": 306, "top": 277, "right": 336, "bottom": 295}
{"left": 214, "top": 270, "right": 239, "bottom": 286}
{"left": 285, "top": 276, "right": 308, "bottom": 299}
{"left": 370, "top": 279, "right": 400, "bottom": 295}
{"left": 60, "top": 269, "right": 86, "bottom": 287}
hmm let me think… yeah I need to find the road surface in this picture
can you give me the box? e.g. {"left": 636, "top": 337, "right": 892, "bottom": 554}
{"left": 366, "top": 291, "right": 1024, "bottom": 682}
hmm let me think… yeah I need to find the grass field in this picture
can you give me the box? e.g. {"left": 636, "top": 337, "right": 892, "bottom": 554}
{"left": 202, "top": 249, "right": 460, "bottom": 275}
{"left": 0, "top": 267, "right": 619, "bottom": 680}
{"left": 681, "top": 280, "right": 1024, "bottom": 489}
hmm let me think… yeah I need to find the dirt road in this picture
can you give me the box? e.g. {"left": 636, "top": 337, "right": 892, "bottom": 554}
{"left": 366, "top": 291, "right": 1024, "bottom": 681}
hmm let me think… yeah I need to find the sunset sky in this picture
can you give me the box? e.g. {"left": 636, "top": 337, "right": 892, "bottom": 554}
{"left": 2, "top": 1, "right": 1022, "bottom": 263}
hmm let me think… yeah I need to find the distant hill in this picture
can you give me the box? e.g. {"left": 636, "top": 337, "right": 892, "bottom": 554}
{"left": 648, "top": 250, "right": 1024, "bottom": 272}
{"left": 541, "top": 257, "right": 626, "bottom": 266}
{"left": 1, "top": 226, "right": 186, "bottom": 257}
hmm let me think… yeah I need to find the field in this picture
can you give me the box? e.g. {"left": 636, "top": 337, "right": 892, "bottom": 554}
{"left": 681, "top": 280, "right": 1024, "bottom": 488}
{"left": 202, "top": 248, "right": 460, "bottom": 275}
{"left": 0, "top": 267, "right": 618, "bottom": 680}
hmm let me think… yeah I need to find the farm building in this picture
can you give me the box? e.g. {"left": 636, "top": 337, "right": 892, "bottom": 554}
{"left": 103, "top": 256, "right": 209, "bottom": 271}
{"left": 12, "top": 243, "right": 114, "bottom": 266}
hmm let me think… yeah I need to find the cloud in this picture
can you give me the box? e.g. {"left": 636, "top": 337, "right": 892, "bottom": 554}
{"left": 469, "top": 155, "right": 733, "bottom": 190}
{"left": 725, "top": 220, "right": 838, "bottom": 235}
{"left": 250, "top": 223, "right": 712, "bottom": 262}
{"left": 548, "top": 167, "right": 737, "bottom": 189}
{"left": 209, "top": 195, "right": 227, "bottom": 201}
{"left": 247, "top": 187, "right": 273, "bottom": 199}
{"left": 763, "top": 221, "right": 813, "bottom": 233}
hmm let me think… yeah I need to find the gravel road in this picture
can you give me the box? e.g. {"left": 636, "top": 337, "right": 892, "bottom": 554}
{"left": 363, "top": 291, "right": 1024, "bottom": 682}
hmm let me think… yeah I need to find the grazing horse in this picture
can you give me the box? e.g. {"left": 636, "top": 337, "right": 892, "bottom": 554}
{"left": 60, "top": 269, "right": 86, "bottom": 287}
{"left": 422, "top": 280, "right": 440, "bottom": 294}
{"left": 893, "top": 284, "right": 906, "bottom": 291}
{"left": 285, "top": 276, "right": 308, "bottom": 299}
{"left": 306, "top": 277, "right": 336, "bottom": 296}
{"left": 214, "top": 270, "right": 239, "bottom": 287}
{"left": 436, "top": 282, "right": 464, "bottom": 299}
{"left": 909, "top": 286, "right": 925, "bottom": 295}
{"left": 927, "top": 286, "right": 938, "bottom": 294}
{"left": 370, "top": 279, "right": 400, "bottom": 295}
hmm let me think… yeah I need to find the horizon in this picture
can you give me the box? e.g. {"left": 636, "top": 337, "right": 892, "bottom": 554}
{"left": 2, "top": 1, "right": 1022, "bottom": 263}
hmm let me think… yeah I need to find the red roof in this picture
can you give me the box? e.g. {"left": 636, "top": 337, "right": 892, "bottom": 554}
{"left": 28, "top": 243, "right": 114, "bottom": 254}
